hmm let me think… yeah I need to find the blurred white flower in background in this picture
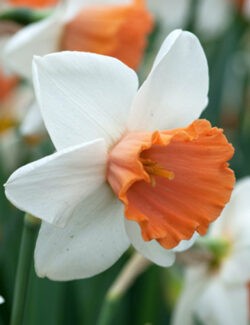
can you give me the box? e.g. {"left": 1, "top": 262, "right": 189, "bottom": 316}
{"left": 3, "top": 0, "right": 152, "bottom": 78}
{"left": 172, "top": 178, "right": 250, "bottom": 325}
{"left": 2, "top": 0, "right": 153, "bottom": 139}
{"left": 147, "top": 0, "right": 233, "bottom": 41}
{"left": 243, "top": 0, "right": 250, "bottom": 19}
{"left": 0, "top": 23, "right": 33, "bottom": 171}
{"left": 0, "top": 296, "right": 4, "bottom": 304}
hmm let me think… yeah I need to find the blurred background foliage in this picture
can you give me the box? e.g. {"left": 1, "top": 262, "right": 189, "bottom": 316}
{"left": 0, "top": 0, "right": 250, "bottom": 324}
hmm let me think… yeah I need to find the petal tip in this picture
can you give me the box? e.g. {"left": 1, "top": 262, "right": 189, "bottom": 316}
{"left": 33, "top": 55, "right": 44, "bottom": 67}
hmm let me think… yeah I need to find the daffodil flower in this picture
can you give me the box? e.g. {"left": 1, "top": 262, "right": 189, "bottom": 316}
{"left": 5, "top": 30, "right": 235, "bottom": 280}
{"left": 172, "top": 178, "right": 250, "bottom": 325}
{"left": 3, "top": 0, "right": 153, "bottom": 79}
{"left": 3, "top": 0, "right": 153, "bottom": 138}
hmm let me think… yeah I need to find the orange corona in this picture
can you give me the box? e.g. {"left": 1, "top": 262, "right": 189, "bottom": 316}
{"left": 107, "top": 119, "right": 235, "bottom": 249}
{"left": 8, "top": 0, "right": 58, "bottom": 8}
{"left": 60, "top": 0, "right": 154, "bottom": 70}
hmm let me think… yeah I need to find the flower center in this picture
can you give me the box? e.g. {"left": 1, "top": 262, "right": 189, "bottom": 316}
{"left": 107, "top": 119, "right": 235, "bottom": 249}
{"left": 0, "top": 117, "right": 17, "bottom": 134}
{"left": 198, "top": 236, "right": 232, "bottom": 271}
{"left": 140, "top": 158, "right": 174, "bottom": 187}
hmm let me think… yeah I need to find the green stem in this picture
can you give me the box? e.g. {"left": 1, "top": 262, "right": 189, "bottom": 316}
{"left": 97, "top": 253, "right": 151, "bottom": 325}
{"left": 10, "top": 214, "right": 40, "bottom": 325}
{"left": 0, "top": 8, "right": 49, "bottom": 25}
{"left": 97, "top": 297, "right": 120, "bottom": 325}
{"left": 185, "top": 0, "right": 199, "bottom": 31}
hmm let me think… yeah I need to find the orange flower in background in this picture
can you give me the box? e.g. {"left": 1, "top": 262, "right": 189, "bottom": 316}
{"left": 234, "top": 0, "right": 245, "bottom": 9}
{"left": 4, "top": 0, "right": 154, "bottom": 80}
{"left": 61, "top": 0, "right": 154, "bottom": 70}
{"left": 8, "top": 0, "right": 58, "bottom": 8}
{"left": 2, "top": 0, "right": 153, "bottom": 138}
{"left": 0, "top": 69, "right": 19, "bottom": 133}
{"left": 232, "top": 0, "right": 249, "bottom": 13}
{"left": 0, "top": 68, "right": 18, "bottom": 101}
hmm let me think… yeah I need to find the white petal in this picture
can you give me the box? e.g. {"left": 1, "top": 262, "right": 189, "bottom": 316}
{"left": 195, "top": 279, "right": 248, "bottom": 325}
{"left": 35, "top": 184, "right": 130, "bottom": 280}
{"left": 211, "top": 177, "right": 250, "bottom": 246}
{"left": 3, "top": 14, "right": 64, "bottom": 79}
{"left": 0, "top": 129, "right": 21, "bottom": 172}
{"left": 65, "top": 0, "right": 131, "bottom": 20}
{"left": 128, "top": 30, "right": 209, "bottom": 131}
{"left": 5, "top": 139, "right": 107, "bottom": 227}
{"left": 171, "top": 265, "right": 209, "bottom": 325}
{"left": 151, "top": 29, "right": 182, "bottom": 70}
{"left": 173, "top": 232, "right": 199, "bottom": 253}
{"left": 125, "top": 220, "right": 175, "bottom": 267}
{"left": 244, "top": 0, "right": 250, "bottom": 20}
{"left": 20, "top": 102, "right": 46, "bottom": 137}
{"left": 0, "top": 296, "right": 4, "bottom": 304}
{"left": 33, "top": 52, "right": 138, "bottom": 150}
{"left": 221, "top": 249, "right": 250, "bottom": 285}
{"left": 0, "top": 35, "right": 12, "bottom": 64}
{"left": 203, "top": 178, "right": 250, "bottom": 285}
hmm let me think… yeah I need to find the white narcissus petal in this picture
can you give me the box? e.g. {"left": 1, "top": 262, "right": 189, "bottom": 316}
{"left": 220, "top": 249, "right": 250, "bottom": 285}
{"left": 35, "top": 184, "right": 130, "bottom": 280}
{"left": 0, "top": 35, "right": 12, "bottom": 62}
{"left": 65, "top": 0, "right": 131, "bottom": 20}
{"left": 20, "top": 102, "right": 46, "bottom": 137}
{"left": 128, "top": 30, "right": 209, "bottom": 131}
{"left": 151, "top": 29, "right": 182, "bottom": 70}
{"left": 224, "top": 178, "right": 250, "bottom": 234}
{"left": 195, "top": 279, "right": 248, "bottom": 325}
{"left": 3, "top": 14, "right": 64, "bottom": 79}
{"left": 0, "top": 130, "right": 21, "bottom": 172}
{"left": 125, "top": 220, "right": 175, "bottom": 267}
{"left": 244, "top": 0, "right": 250, "bottom": 20}
{"left": 10, "top": 84, "right": 34, "bottom": 121}
{"left": 172, "top": 232, "right": 199, "bottom": 253}
{"left": 32, "top": 52, "right": 138, "bottom": 150}
{"left": 5, "top": 139, "right": 107, "bottom": 227}
{"left": 211, "top": 178, "right": 250, "bottom": 246}
{"left": 171, "top": 265, "right": 209, "bottom": 325}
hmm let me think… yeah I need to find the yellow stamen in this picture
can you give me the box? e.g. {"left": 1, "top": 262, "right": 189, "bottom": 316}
{"left": 0, "top": 117, "right": 17, "bottom": 134}
{"left": 140, "top": 158, "right": 175, "bottom": 186}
